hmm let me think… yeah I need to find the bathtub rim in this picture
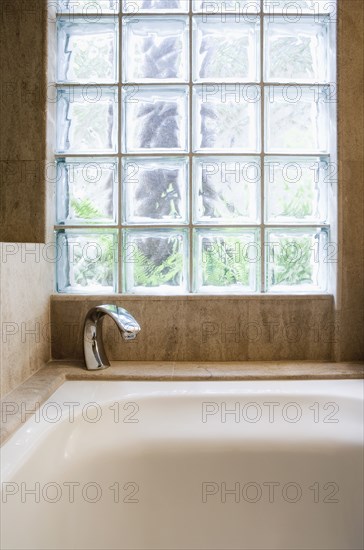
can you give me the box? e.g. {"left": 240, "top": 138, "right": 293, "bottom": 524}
{"left": 1, "top": 360, "right": 363, "bottom": 447}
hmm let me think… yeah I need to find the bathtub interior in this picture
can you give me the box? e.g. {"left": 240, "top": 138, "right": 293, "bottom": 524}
{"left": 1, "top": 380, "right": 363, "bottom": 550}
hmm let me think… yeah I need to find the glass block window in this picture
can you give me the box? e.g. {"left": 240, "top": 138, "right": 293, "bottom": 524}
{"left": 55, "top": 0, "right": 337, "bottom": 294}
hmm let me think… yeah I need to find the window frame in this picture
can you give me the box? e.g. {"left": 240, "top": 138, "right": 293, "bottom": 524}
{"left": 53, "top": 0, "right": 338, "bottom": 295}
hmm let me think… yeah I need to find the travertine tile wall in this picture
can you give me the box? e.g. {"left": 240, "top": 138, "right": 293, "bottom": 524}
{"left": 0, "top": 246, "right": 53, "bottom": 396}
{"left": 0, "top": 0, "right": 53, "bottom": 397}
{"left": 336, "top": 0, "right": 364, "bottom": 360}
{"left": 51, "top": 295, "right": 336, "bottom": 362}
{"left": 0, "top": 1, "right": 48, "bottom": 243}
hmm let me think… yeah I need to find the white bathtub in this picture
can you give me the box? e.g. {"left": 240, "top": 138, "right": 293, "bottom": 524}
{"left": 1, "top": 380, "right": 363, "bottom": 550}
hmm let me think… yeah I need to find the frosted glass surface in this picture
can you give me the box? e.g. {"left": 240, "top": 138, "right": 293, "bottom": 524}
{"left": 265, "top": 157, "right": 328, "bottom": 223}
{"left": 263, "top": 0, "right": 336, "bottom": 14}
{"left": 266, "top": 228, "right": 328, "bottom": 292}
{"left": 123, "top": 86, "right": 189, "bottom": 153}
{"left": 123, "top": 230, "right": 188, "bottom": 293}
{"left": 123, "top": 16, "right": 189, "bottom": 82}
{"left": 123, "top": 0, "right": 189, "bottom": 13}
{"left": 265, "top": 18, "right": 329, "bottom": 83}
{"left": 193, "top": 16, "right": 260, "bottom": 82}
{"left": 193, "top": 85, "right": 260, "bottom": 152}
{"left": 57, "top": 88, "right": 118, "bottom": 154}
{"left": 265, "top": 86, "right": 329, "bottom": 153}
{"left": 193, "top": 1, "right": 260, "bottom": 12}
{"left": 193, "top": 156, "right": 260, "bottom": 223}
{"left": 58, "top": 0, "right": 119, "bottom": 13}
{"left": 57, "top": 230, "right": 117, "bottom": 293}
{"left": 123, "top": 157, "right": 188, "bottom": 224}
{"left": 57, "top": 158, "right": 118, "bottom": 224}
{"left": 194, "top": 229, "right": 259, "bottom": 292}
{"left": 57, "top": 19, "right": 118, "bottom": 83}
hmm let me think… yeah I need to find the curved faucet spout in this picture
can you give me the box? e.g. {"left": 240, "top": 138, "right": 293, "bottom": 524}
{"left": 83, "top": 305, "right": 141, "bottom": 370}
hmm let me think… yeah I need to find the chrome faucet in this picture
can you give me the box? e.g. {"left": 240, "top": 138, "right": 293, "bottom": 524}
{"left": 83, "top": 305, "right": 141, "bottom": 370}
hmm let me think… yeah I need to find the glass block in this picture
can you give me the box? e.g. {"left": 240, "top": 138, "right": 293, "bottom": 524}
{"left": 57, "top": 18, "right": 118, "bottom": 83}
{"left": 57, "top": 0, "right": 119, "bottom": 13}
{"left": 193, "top": 156, "right": 260, "bottom": 223}
{"left": 122, "top": 86, "right": 189, "bottom": 153}
{"left": 56, "top": 158, "right": 118, "bottom": 225}
{"left": 264, "top": 17, "right": 329, "bottom": 83}
{"left": 56, "top": 230, "right": 117, "bottom": 293}
{"left": 123, "top": 16, "right": 189, "bottom": 83}
{"left": 263, "top": 0, "right": 336, "bottom": 14}
{"left": 193, "top": 85, "right": 260, "bottom": 153}
{"left": 194, "top": 229, "right": 259, "bottom": 292}
{"left": 265, "top": 86, "right": 329, "bottom": 154}
{"left": 193, "top": 16, "right": 260, "bottom": 83}
{"left": 57, "top": 87, "right": 118, "bottom": 154}
{"left": 123, "top": 229, "right": 188, "bottom": 293}
{"left": 123, "top": 0, "right": 189, "bottom": 12}
{"left": 123, "top": 157, "right": 188, "bottom": 224}
{"left": 193, "top": 1, "right": 261, "bottom": 13}
{"left": 265, "top": 156, "right": 328, "bottom": 223}
{"left": 266, "top": 228, "right": 328, "bottom": 292}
